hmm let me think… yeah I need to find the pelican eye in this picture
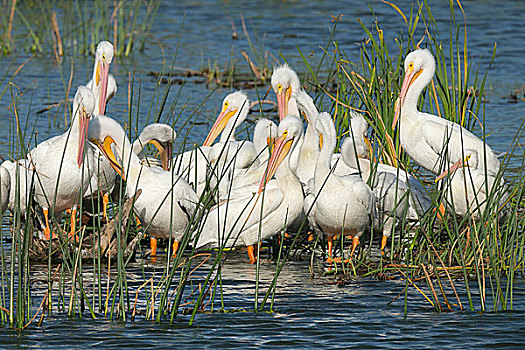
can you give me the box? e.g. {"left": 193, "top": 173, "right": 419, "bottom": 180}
{"left": 277, "top": 83, "right": 282, "bottom": 92}
{"left": 224, "top": 101, "right": 229, "bottom": 108}
{"left": 283, "top": 130, "right": 288, "bottom": 137}
{"left": 408, "top": 62, "right": 414, "bottom": 71}
{"left": 102, "top": 54, "right": 106, "bottom": 61}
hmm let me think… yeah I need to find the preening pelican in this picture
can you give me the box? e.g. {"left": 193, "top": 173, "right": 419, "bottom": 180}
{"left": 132, "top": 123, "right": 175, "bottom": 170}
{"left": 196, "top": 116, "right": 304, "bottom": 264}
{"left": 0, "top": 165, "right": 10, "bottom": 214}
{"left": 305, "top": 112, "right": 374, "bottom": 262}
{"left": 30, "top": 86, "right": 95, "bottom": 239}
{"left": 394, "top": 48, "right": 503, "bottom": 216}
{"left": 89, "top": 116, "right": 199, "bottom": 257}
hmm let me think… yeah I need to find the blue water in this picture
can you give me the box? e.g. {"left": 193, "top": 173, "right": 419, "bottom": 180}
{"left": 1, "top": 0, "right": 525, "bottom": 348}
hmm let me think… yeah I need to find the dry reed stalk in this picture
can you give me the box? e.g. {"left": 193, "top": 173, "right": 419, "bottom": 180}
{"left": 51, "top": 11, "right": 63, "bottom": 59}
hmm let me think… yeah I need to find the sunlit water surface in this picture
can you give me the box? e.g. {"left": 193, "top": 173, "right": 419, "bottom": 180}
{"left": 1, "top": 0, "right": 525, "bottom": 348}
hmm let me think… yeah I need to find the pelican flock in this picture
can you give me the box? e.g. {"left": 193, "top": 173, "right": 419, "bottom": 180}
{"left": 0, "top": 41, "right": 507, "bottom": 265}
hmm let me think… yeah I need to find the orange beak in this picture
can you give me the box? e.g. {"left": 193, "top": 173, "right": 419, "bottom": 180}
{"left": 92, "top": 136, "right": 126, "bottom": 181}
{"left": 258, "top": 133, "right": 293, "bottom": 193}
{"left": 393, "top": 67, "right": 423, "bottom": 129}
{"left": 77, "top": 108, "right": 89, "bottom": 167}
{"left": 276, "top": 86, "right": 292, "bottom": 121}
{"left": 203, "top": 108, "right": 238, "bottom": 146}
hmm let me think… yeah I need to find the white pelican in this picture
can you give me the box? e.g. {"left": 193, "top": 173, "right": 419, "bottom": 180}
{"left": 84, "top": 41, "right": 117, "bottom": 221}
{"left": 29, "top": 86, "right": 95, "bottom": 239}
{"left": 196, "top": 116, "right": 304, "bottom": 264}
{"left": 0, "top": 165, "right": 9, "bottom": 214}
{"left": 271, "top": 64, "right": 301, "bottom": 120}
{"left": 88, "top": 116, "right": 199, "bottom": 257}
{"left": 271, "top": 64, "right": 303, "bottom": 170}
{"left": 341, "top": 135, "right": 431, "bottom": 253}
{"left": 394, "top": 49, "right": 500, "bottom": 177}
{"left": 132, "top": 123, "right": 175, "bottom": 170}
{"left": 394, "top": 48, "right": 503, "bottom": 217}
{"left": 86, "top": 41, "right": 115, "bottom": 116}
{"left": 0, "top": 159, "right": 34, "bottom": 215}
{"left": 220, "top": 118, "right": 277, "bottom": 197}
{"left": 202, "top": 91, "right": 259, "bottom": 196}
{"left": 305, "top": 112, "right": 374, "bottom": 262}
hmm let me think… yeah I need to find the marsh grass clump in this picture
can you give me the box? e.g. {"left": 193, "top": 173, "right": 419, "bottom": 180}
{"left": 1, "top": 0, "right": 524, "bottom": 330}
{"left": 0, "top": 0, "right": 160, "bottom": 57}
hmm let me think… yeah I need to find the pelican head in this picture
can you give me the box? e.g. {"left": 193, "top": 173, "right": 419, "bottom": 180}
{"left": 88, "top": 115, "right": 127, "bottom": 181}
{"left": 393, "top": 48, "right": 436, "bottom": 128}
{"left": 435, "top": 152, "right": 478, "bottom": 182}
{"left": 349, "top": 111, "right": 369, "bottom": 140}
{"left": 314, "top": 112, "right": 337, "bottom": 150}
{"left": 136, "top": 123, "right": 176, "bottom": 170}
{"left": 271, "top": 64, "right": 301, "bottom": 121}
{"left": 74, "top": 86, "right": 95, "bottom": 167}
{"left": 259, "top": 115, "right": 303, "bottom": 193}
{"left": 253, "top": 118, "right": 278, "bottom": 155}
{"left": 203, "top": 91, "right": 250, "bottom": 146}
{"left": 93, "top": 41, "right": 114, "bottom": 116}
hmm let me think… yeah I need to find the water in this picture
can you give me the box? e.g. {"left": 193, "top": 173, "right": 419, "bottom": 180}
{"left": 1, "top": 0, "right": 525, "bottom": 348}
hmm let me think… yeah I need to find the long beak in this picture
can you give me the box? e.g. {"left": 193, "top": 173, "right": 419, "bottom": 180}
{"left": 319, "top": 133, "right": 323, "bottom": 150}
{"left": 93, "top": 136, "right": 126, "bottom": 181}
{"left": 203, "top": 109, "right": 237, "bottom": 146}
{"left": 258, "top": 134, "right": 293, "bottom": 193}
{"left": 149, "top": 139, "right": 172, "bottom": 171}
{"left": 98, "top": 61, "right": 110, "bottom": 115}
{"left": 435, "top": 155, "right": 471, "bottom": 182}
{"left": 77, "top": 110, "right": 89, "bottom": 167}
{"left": 276, "top": 86, "right": 291, "bottom": 121}
{"left": 392, "top": 68, "right": 422, "bottom": 129}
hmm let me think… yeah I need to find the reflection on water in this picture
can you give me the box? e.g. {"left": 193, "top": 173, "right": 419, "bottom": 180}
{"left": 1, "top": 0, "right": 525, "bottom": 347}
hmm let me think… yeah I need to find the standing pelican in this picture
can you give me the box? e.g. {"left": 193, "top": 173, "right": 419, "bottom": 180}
{"left": 305, "top": 113, "right": 374, "bottom": 262}
{"left": 89, "top": 116, "right": 199, "bottom": 257}
{"left": 196, "top": 116, "right": 304, "bottom": 264}
{"left": 393, "top": 48, "right": 503, "bottom": 216}
{"left": 84, "top": 41, "right": 117, "bottom": 221}
{"left": 29, "top": 86, "right": 95, "bottom": 239}
{"left": 393, "top": 49, "right": 500, "bottom": 176}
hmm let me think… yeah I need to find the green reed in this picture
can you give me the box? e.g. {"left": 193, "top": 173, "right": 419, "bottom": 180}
{"left": 0, "top": 0, "right": 160, "bottom": 57}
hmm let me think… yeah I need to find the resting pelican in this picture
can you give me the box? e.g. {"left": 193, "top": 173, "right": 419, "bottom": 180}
{"left": 196, "top": 116, "right": 304, "bottom": 264}
{"left": 30, "top": 86, "right": 95, "bottom": 239}
{"left": 132, "top": 123, "right": 175, "bottom": 170}
{"left": 0, "top": 165, "right": 10, "bottom": 214}
{"left": 89, "top": 116, "right": 199, "bottom": 257}
{"left": 393, "top": 49, "right": 500, "bottom": 177}
{"left": 220, "top": 118, "right": 277, "bottom": 197}
{"left": 84, "top": 41, "right": 117, "bottom": 221}
{"left": 305, "top": 112, "right": 374, "bottom": 262}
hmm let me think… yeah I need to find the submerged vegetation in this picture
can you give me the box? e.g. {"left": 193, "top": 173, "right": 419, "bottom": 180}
{"left": 0, "top": 0, "right": 524, "bottom": 331}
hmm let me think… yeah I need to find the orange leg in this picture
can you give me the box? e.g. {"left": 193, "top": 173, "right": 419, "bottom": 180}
{"left": 43, "top": 208, "right": 51, "bottom": 240}
{"left": 171, "top": 240, "right": 180, "bottom": 258}
{"left": 326, "top": 235, "right": 335, "bottom": 263}
{"left": 350, "top": 236, "right": 360, "bottom": 258}
{"left": 247, "top": 245, "right": 256, "bottom": 264}
{"left": 136, "top": 216, "right": 142, "bottom": 229}
{"left": 380, "top": 235, "right": 388, "bottom": 255}
{"left": 69, "top": 207, "right": 78, "bottom": 238}
{"left": 307, "top": 232, "right": 314, "bottom": 242}
{"left": 102, "top": 193, "right": 109, "bottom": 221}
{"left": 150, "top": 237, "right": 158, "bottom": 256}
